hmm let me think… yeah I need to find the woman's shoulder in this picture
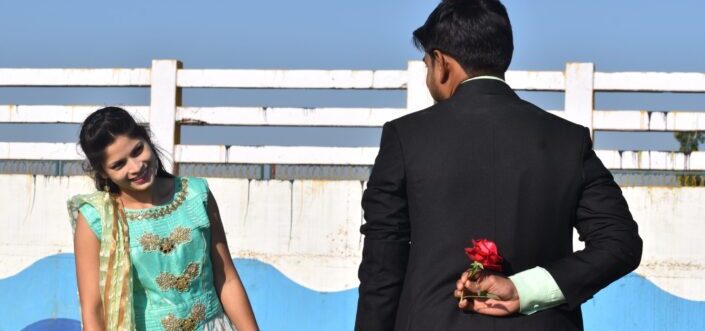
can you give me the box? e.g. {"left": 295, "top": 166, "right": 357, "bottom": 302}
{"left": 180, "top": 176, "right": 209, "bottom": 194}
{"left": 66, "top": 191, "right": 107, "bottom": 235}
{"left": 67, "top": 191, "right": 108, "bottom": 210}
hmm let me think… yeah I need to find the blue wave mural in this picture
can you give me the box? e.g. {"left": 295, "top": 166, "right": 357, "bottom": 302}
{"left": 1, "top": 254, "right": 80, "bottom": 331}
{"left": 1, "top": 255, "right": 356, "bottom": 331}
{"left": 2, "top": 254, "right": 703, "bottom": 331}
{"left": 583, "top": 273, "right": 705, "bottom": 330}
{"left": 22, "top": 319, "right": 80, "bottom": 331}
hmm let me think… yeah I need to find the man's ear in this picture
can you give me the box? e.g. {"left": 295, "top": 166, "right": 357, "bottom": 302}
{"left": 432, "top": 49, "right": 451, "bottom": 84}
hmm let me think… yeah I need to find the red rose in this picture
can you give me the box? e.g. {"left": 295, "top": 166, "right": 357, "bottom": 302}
{"left": 464, "top": 239, "right": 503, "bottom": 272}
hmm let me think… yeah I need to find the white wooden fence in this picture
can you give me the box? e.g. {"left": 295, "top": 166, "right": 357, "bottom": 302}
{"left": 1, "top": 60, "right": 705, "bottom": 171}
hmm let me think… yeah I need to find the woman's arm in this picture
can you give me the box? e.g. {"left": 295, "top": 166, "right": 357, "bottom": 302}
{"left": 207, "top": 191, "right": 259, "bottom": 331}
{"left": 74, "top": 212, "right": 105, "bottom": 331}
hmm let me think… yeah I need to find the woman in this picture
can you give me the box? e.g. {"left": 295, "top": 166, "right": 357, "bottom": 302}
{"left": 67, "top": 107, "right": 259, "bottom": 331}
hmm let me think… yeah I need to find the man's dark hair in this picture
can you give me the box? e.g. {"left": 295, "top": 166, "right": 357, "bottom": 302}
{"left": 413, "top": 0, "right": 514, "bottom": 75}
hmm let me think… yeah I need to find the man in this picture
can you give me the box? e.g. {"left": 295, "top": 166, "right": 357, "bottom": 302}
{"left": 355, "top": 1, "right": 642, "bottom": 330}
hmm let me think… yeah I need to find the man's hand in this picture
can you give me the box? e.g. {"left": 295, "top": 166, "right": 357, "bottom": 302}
{"left": 454, "top": 271, "right": 520, "bottom": 316}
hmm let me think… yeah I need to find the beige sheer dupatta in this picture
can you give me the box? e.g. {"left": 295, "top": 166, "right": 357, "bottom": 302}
{"left": 68, "top": 192, "right": 136, "bottom": 331}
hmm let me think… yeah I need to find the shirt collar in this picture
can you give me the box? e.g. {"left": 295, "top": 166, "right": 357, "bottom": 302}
{"left": 461, "top": 75, "right": 507, "bottom": 85}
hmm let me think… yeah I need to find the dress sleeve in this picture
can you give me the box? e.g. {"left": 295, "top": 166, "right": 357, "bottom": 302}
{"left": 182, "top": 177, "right": 212, "bottom": 229}
{"left": 199, "top": 178, "right": 210, "bottom": 206}
{"left": 185, "top": 176, "right": 210, "bottom": 206}
{"left": 78, "top": 203, "right": 103, "bottom": 238}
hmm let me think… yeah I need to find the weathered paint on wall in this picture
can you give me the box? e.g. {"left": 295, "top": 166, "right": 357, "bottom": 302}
{"left": 1, "top": 174, "right": 703, "bottom": 330}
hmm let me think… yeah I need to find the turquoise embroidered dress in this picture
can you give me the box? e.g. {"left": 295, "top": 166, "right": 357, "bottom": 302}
{"left": 72, "top": 177, "right": 227, "bottom": 331}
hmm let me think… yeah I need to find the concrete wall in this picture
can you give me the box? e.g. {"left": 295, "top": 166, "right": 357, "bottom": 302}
{"left": 1, "top": 174, "right": 704, "bottom": 330}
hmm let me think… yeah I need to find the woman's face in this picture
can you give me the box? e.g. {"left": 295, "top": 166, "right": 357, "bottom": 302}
{"left": 101, "top": 135, "right": 157, "bottom": 193}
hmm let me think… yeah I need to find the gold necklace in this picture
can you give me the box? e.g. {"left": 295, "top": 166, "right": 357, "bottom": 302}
{"left": 123, "top": 177, "right": 189, "bottom": 221}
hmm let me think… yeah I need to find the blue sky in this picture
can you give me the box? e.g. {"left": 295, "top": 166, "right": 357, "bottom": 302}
{"left": 1, "top": 0, "right": 704, "bottom": 150}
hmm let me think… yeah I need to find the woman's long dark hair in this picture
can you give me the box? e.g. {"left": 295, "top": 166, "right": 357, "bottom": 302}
{"left": 79, "top": 106, "right": 173, "bottom": 193}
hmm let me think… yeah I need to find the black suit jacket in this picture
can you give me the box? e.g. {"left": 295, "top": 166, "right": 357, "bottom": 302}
{"left": 355, "top": 79, "right": 642, "bottom": 331}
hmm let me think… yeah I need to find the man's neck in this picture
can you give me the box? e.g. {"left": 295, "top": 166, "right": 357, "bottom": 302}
{"left": 445, "top": 71, "right": 506, "bottom": 99}
{"left": 461, "top": 74, "right": 506, "bottom": 84}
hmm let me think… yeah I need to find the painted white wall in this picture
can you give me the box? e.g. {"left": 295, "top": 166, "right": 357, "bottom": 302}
{"left": 0, "top": 175, "right": 703, "bottom": 301}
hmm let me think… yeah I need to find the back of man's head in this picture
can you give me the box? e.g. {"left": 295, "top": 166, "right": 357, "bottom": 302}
{"left": 413, "top": 0, "right": 514, "bottom": 76}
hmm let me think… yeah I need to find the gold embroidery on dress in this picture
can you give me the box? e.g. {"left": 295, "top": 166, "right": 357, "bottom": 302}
{"left": 156, "top": 262, "right": 200, "bottom": 292}
{"left": 161, "top": 303, "right": 206, "bottom": 331}
{"left": 125, "top": 178, "right": 189, "bottom": 221}
{"left": 138, "top": 227, "right": 191, "bottom": 254}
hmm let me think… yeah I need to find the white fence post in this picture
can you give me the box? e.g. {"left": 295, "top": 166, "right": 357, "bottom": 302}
{"left": 150, "top": 59, "right": 182, "bottom": 173}
{"left": 565, "top": 63, "right": 595, "bottom": 137}
{"left": 406, "top": 61, "right": 434, "bottom": 114}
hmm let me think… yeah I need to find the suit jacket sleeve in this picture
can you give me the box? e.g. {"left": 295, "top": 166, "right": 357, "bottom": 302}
{"left": 355, "top": 122, "right": 411, "bottom": 331}
{"left": 545, "top": 127, "right": 643, "bottom": 309}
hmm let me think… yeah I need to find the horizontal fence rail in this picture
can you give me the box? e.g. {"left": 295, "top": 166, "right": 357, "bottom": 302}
{"left": 3, "top": 106, "right": 705, "bottom": 131}
{"left": 594, "top": 72, "right": 705, "bottom": 92}
{"left": 176, "top": 107, "right": 408, "bottom": 127}
{"left": 175, "top": 145, "right": 381, "bottom": 165}
{"left": 177, "top": 69, "right": 408, "bottom": 89}
{"left": 3, "top": 142, "right": 705, "bottom": 171}
{"left": 593, "top": 111, "right": 705, "bottom": 131}
{"left": 2, "top": 60, "right": 705, "bottom": 175}
{"left": 0, "top": 105, "right": 149, "bottom": 124}
{"left": 4, "top": 160, "right": 701, "bottom": 185}
{"left": 0, "top": 68, "right": 151, "bottom": 87}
